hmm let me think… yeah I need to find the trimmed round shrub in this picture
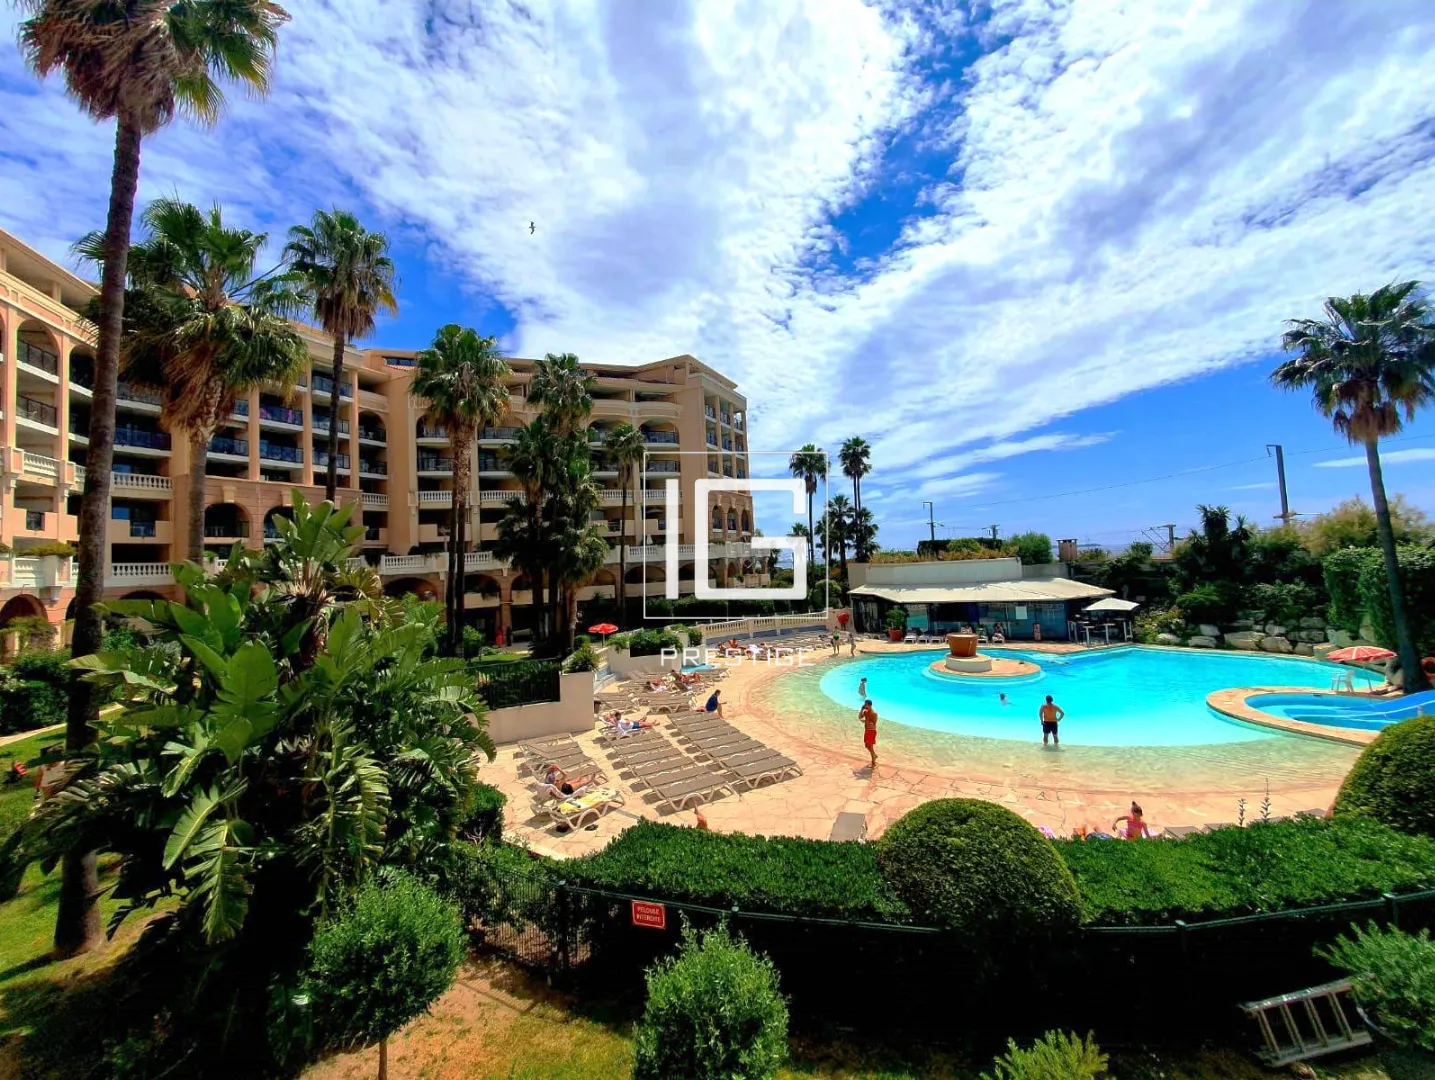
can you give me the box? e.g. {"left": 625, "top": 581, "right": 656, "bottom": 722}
{"left": 1333, "top": 715, "right": 1435, "bottom": 838}
{"left": 875, "top": 798, "right": 1081, "bottom": 940}
{"left": 633, "top": 924, "right": 788, "bottom": 1080}
{"left": 306, "top": 873, "right": 465, "bottom": 1074}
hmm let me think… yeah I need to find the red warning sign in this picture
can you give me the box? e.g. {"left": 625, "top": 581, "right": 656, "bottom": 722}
{"left": 631, "top": 900, "right": 667, "bottom": 930}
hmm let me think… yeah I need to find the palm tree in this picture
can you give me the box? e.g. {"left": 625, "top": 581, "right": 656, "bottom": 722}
{"left": 79, "top": 199, "right": 308, "bottom": 560}
{"left": 496, "top": 421, "right": 558, "bottom": 640}
{"left": 285, "top": 210, "right": 398, "bottom": 501}
{"left": 16, "top": 0, "right": 290, "bottom": 957}
{"left": 851, "top": 507, "right": 879, "bottom": 563}
{"left": 839, "top": 437, "right": 871, "bottom": 511}
{"left": 527, "top": 352, "right": 594, "bottom": 434}
{"left": 604, "top": 423, "right": 647, "bottom": 621}
{"left": 1273, "top": 282, "right": 1435, "bottom": 690}
{"left": 411, "top": 325, "right": 510, "bottom": 655}
{"left": 788, "top": 445, "right": 826, "bottom": 566}
{"left": 818, "top": 495, "right": 855, "bottom": 579}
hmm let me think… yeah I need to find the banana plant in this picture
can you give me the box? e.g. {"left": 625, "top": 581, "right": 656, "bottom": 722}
{"left": 0, "top": 495, "right": 493, "bottom": 945}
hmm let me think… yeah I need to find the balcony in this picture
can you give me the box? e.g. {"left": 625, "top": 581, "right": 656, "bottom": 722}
{"left": 313, "top": 450, "right": 350, "bottom": 471}
{"left": 311, "top": 416, "right": 350, "bottom": 436}
{"left": 20, "top": 451, "right": 62, "bottom": 484}
{"left": 230, "top": 399, "right": 249, "bottom": 417}
{"left": 721, "top": 412, "right": 731, "bottom": 426}
{"left": 722, "top": 439, "right": 733, "bottom": 451}
{"left": 705, "top": 405, "right": 716, "bottom": 420}
{"left": 478, "top": 489, "right": 523, "bottom": 504}
{"left": 117, "top": 383, "right": 163, "bottom": 409}
{"left": 477, "top": 456, "right": 508, "bottom": 475}
{"left": 209, "top": 435, "right": 249, "bottom": 458}
{"left": 644, "top": 460, "right": 681, "bottom": 474}
{"left": 204, "top": 521, "right": 250, "bottom": 539}
{"left": 16, "top": 394, "right": 57, "bottom": 429}
{"left": 705, "top": 434, "right": 718, "bottom": 448}
{"left": 360, "top": 491, "right": 388, "bottom": 509}
{"left": 357, "top": 427, "right": 386, "bottom": 444}
{"left": 311, "top": 374, "right": 352, "bottom": 399}
{"left": 418, "top": 456, "right": 453, "bottom": 475}
{"left": 115, "top": 427, "right": 171, "bottom": 452}
{"left": 112, "top": 472, "right": 172, "bottom": 496}
{"left": 258, "top": 403, "right": 303, "bottom": 427}
{"left": 108, "top": 517, "right": 169, "bottom": 542}
{"left": 358, "top": 458, "right": 387, "bottom": 476}
{"left": 363, "top": 526, "right": 386, "bottom": 544}
{"left": 480, "top": 426, "right": 520, "bottom": 442}
{"left": 733, "top": 416, "right": 745, "bottom": 430}
{"left": 418, "top": 490, "right": 453, "bottom": 507}
{"left": 23, "top": 509, "right": 46, "bottom": 532}
{"left": 643, "top": 430, "right": 679, "bottom": 445}
{"left": 258, "top": 442, "right": 302, "bottom": 465}
{"left": 106, "top": 562, "right": 172, "bottom": 588}
{"left": 463, "top": 551, "right": 508, "bottom": 572}
{"left": 416, "top": 424, "right": 449, "bottom": 443}
{"left": 18, "top": 340, "right": 59, "bottom": 377}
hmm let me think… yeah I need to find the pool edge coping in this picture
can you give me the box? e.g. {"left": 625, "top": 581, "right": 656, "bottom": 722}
{"left": 1206, "top": 687, "right": 1382, "bottom": 746}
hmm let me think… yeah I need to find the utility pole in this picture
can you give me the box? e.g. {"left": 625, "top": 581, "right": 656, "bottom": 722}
{"left": 1266, "top": 444, "right": 1291, "bottom": 527}
{"left": 1157, "top": 523, "right": 1176, "bottom": 552}
{"left": 922, "top": 501, "right": 937, "bottom": 544}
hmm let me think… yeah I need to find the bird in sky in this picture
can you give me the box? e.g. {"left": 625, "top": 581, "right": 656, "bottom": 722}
{"left": 528, "top": 221, "right": 536, "bottom": 234}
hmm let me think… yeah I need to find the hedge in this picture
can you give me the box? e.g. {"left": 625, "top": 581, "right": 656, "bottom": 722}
{"left": 1333, "top": 715, "right": 1435, "bottom": 839}
{"left": 0, "top": 650, "right": 70, "bottom": 735}
{"left": 562, "top": 820, "right": 910, "bottom": 923}
{"left": 1055, "top": 816, "right": 1435, "bottom": 925}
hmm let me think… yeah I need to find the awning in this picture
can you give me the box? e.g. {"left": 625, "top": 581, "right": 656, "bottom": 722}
{"left": 1084, "top": 597, "right": 1140, "bottom": 613}
{"left": 848, "top": 579, "right": 1113, "bottom": 605}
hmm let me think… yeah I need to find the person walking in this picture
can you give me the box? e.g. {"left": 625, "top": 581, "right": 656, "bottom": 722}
{"left": 858, "top": 699, "right": 879, "bottom": 771}
{"left": 857, "top": 676, "right": 868, "bottom": 700}
{"left": 1039, "top": 694, "right": 1064, "bottom": 746}
{"left": 847, "top": 629, "right": 857, "bottom": 655}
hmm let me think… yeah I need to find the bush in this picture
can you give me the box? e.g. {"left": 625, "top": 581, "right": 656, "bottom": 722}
{"left": 464, "top": 783, "right": 507, "bottom": 844}
{"left": 1358, "top": 544, "right": 1435, "bottom": 657}
{"left": 875, "top": 799, "right": 1081, "bottom": 942}
{"left": 1172, "top": 583, "right": 1231, "bottom": 625}
{"left": 562, "top": 643, "right": 600, "bottom": 673}
{"left": 1133, "top": 606, "right": 1184, "bottom": 643}
{"left": 1332, "top": 716, "right": 1435, "bottom": 838}
{"left": 632, "top": 923, "right": 788, "bottom": 1080}
{"left": 439, "top": 841, "right": 553, "bottom": 929}
{"left": 461, "top": 624, "right": 487, "bottom": 658}
{"left": 1323, "top": 546, "right": 1380, "bottom": 633}
{"left": 1056, "top": 816, "right": 1435, "bottom": 925}
{"left": 22, "top": 541, "right": 76, "bottom": 558}
{"left": 611, "top": 628, "right": 683, "bottom": 657}
{"left": 1320, "top": 924, "right": 1435, "bottom": 1052}
{"left": 884, "top": 606, "right": 908, "bottom": 631}
{"left": 564, "top": 820, "right": 909, "bottom": 922}
{"left": 306, "top": 874, "right": 465, "bottom": 1071}
{"left": 1007, "top": 532, "right": 1054, "bottom": 565}
{"left": 1243, "top": 581, "right": 1327, "bottom": 628}
{"left": 980, "top": 1031, "right": 1108, "bottom": 1080}
{"left": 0, "top": 649, "right": 70, "bottom": 735}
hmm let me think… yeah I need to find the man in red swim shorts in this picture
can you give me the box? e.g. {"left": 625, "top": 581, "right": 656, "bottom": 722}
{"left": 858, "top": 699, "right": 878, "bottom": 771}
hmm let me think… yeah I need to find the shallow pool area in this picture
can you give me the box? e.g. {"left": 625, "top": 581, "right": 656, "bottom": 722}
{"left": 1248, "top": 689, "right": 1435, "bottom": 731}
{"left": 817, "top": 646, "right": 1379, "bottom": 748}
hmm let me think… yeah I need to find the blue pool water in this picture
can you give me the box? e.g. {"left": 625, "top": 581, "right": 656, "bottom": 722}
{"left": 1248, "top": 690, "right": 1435, "bottom": 731}
{"left": 819, "top": 647, "right": 1380, "bottom": 747}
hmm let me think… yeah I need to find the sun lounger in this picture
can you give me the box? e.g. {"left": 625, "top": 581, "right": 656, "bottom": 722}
{"left": 1159, "top": 825, "right": 1201, "bottom": 839}
{"left": 901, "top": 631, "right": 918, "bottom": 644}
{"left": 532, "top": 786, "right": 625, "bottom": 830}
{"left": 632, "top": 695, "right": 693, "bottom": 714}
{"left": 612, "top": 743, "right": 688, "bottom": 772}
{"left": 650, "top": 768, "right": 734, "bottom": 812}
{"left": 516, "top": 733, "right": 581, "bottom": 758}
{"left": 829, "top": 812, "right": 868, "bottom": 842}
{"left": 519, "top": 748, "right": 595, "bottom": 776}
{"left": 723, "top": 754, "right": 802, "bottom": 788}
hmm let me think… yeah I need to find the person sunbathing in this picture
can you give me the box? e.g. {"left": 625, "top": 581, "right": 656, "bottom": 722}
{"left": 542, "top": 763, "right": 599, "bottom": 797}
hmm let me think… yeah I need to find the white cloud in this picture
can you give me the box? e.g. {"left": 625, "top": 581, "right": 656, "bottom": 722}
{"left": 1313, "top": 448, "right": 1435, "bottom": 469}
{"left": 2, "top": 0, "right": 1434, "bottom": 520}
{"left": 1228, "top": 481, "right": 1277, "bottom": 490}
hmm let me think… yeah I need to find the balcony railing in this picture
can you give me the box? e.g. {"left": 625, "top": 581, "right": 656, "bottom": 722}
{"left": 361, "top": 492, "right": 388, "bottom": 508}
{"left": 116, "top": 428, "right": 171, "bottom": 450}
{"left": 258, "top": 403, "right": 303, "bottom": 425}
{"left": 418, "top": 456, "right": 454, "bottom": 472}
{"left": 364, "top": 526, "right": 382, "bottom": 541}
{"left": 312, "top": 374, "right": 352, "bottom": 398}
{"left": 230, "top": 399, "right": 249, "bottom": 416}
{"left": 258, "top": 442, "right": 302, "bottom": 464}
{"left": 24, "top": 510, "right": 45, "bottom": 531}
{"left": 704, "top": 405, "right": 716, "bottom": 420}
{"left": 416, "top": 424, "right": 449, "bottom": 440}
{"left": 481, "top": 426, "right": 521, "bottom": 441}
{"left": 18, "top": 340, "right": 59, "bottom": 375}
{"left": 127, "top": 520, "right": 158, "bottom": 538}
{"left": 733, "top": 416, "right": 745, "bottom": 430}
{"left": 204, "top": 521, "right": 249, "bottom": 538}
{"left": 209, "top": 436, "right": 249, "bottom": 456}
{"left": 17, "top": 395, "right": 57, "bottom": 427}
{"left": 71, "top": 363, "right": 94, "bottom": 390}
{"left": 112, "top": 472, "right": 172, "bottom": 492}
{"left": 646, "top": 460, "right": 681, "bottom": 473}
{"left": 643, "top": 430, "right": 679, "bottom": 444}
{"left": 313, "top": 450, "right": 350, "bottom": 470}
{"left": 117, "top": 383, "right": 163, "bottom": 406}
{"left": 359, "top": 458, "right": 388, "bottom": 475}
{"left": 478, "top": 456, "right": 509, "bottom": 473}
{"left": 358, "top": 427, "right": 386, "bottom": 443}
{"left": 705, "top": 435, "right": 718, "bottom": 447}
{"left": 722, "top": 439, "right": 733, "bottom": 450}
{"left": 311, "top": 416, "right": 350, "bottom": 436}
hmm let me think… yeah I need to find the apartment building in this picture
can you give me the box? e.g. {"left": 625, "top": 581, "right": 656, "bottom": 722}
{"left": 0, "top": 226, "right": 757, "bottom": 642}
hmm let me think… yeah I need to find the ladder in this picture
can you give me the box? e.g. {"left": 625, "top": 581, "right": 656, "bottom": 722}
{"left": 1241, "top": 980, "right": 1372, "bottom": 1066}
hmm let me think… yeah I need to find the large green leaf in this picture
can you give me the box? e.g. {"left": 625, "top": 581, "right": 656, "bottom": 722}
{"left": 163, "top": 785, "right": 223, "bottom": 869}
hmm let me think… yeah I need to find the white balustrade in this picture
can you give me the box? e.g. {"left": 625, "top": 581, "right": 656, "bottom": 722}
{"left": 479, "top": 489, "right": 522, "bottom": 504}
{"left": 107, "top": 562, "right": 172, "bottom": 587}
{"left": 361, "top": 492, "right": 388, "bottom": 508}
{"left": 379, "top": 554, "right": 430, "bottom": 574}
{"left": 418, "top": 490, "right": 453, "bottom": 505}
{"left": 21, "top": 451, "right": 60, "bottom": 481}
{"left": 112, "top": 472, "right": 171, "bottom": 492}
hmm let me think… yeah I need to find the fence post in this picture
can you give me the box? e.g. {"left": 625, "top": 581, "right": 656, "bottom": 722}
{"left": 555, "top": 880, "right": 571, "bottom": 985}
{"left": 1174, "top": 920, "right": 1192, "bottom": 1015}
{"left": 1383, "top": 891, "right": 1399, "bottom": 930}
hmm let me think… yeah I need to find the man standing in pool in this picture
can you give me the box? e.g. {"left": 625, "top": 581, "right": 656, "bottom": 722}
{"left": 1039, "top": 694, "right": 1064, "bottom": 746}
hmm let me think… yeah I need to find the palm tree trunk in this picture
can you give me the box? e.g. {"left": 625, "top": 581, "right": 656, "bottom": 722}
{"left": 187, "top": 427, "right": 212, "bottom": 561}
{"left": 451, "top": 432, "right": 473, "bottom": 655}
{"left": 324, "top": 335, "right": 344, "bottom": 501}
{"left": 59, "top": 110, "right": 143, "bottom": 958}
{"left": 806, "top": 490, "right": 814, "bottom": 567}
{"left": 618, "top": 476, "right": 629, "bottom": 621}
{"left": 1365, "top": 439, "right": 1427, "bottom": 690}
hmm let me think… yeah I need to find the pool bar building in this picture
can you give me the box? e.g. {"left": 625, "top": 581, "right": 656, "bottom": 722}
{"left": 847, "top": 557, "right": 1114, "bottom": 640}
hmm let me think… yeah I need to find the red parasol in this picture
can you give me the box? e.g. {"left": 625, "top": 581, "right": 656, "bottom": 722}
{"left": 1325, "top": 645, "right": 1395, "bottom": 663}
{"left": 588, "top": 622, "right": 619, "bottom": 642}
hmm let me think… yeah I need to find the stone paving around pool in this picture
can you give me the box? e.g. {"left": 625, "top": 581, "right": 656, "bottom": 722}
{"left": 487, "top": 641, "right": 1361, "bottom": 861}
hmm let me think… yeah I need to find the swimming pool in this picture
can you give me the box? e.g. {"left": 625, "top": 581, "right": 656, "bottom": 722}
{"left": 1248, "top": 690, "right": 1435, "bottom": 731}
{"left": 818, "top": 647, "right": 1379, "bottom": 747}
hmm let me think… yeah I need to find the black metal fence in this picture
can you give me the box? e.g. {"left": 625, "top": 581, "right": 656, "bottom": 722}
{"left": 472, "top": 659, "right": 563, "bottom": 710}
{"left": 466, "top": 860, "right": 1435, "bottom": 1045}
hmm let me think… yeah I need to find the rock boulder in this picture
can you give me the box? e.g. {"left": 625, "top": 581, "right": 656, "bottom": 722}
{"left": 1260, "top": 636, "right": 1295, "bottom": 654}
{"left": 1294, "top": 642, "right": 1315, "bottom": 656}
{"left": 1225, "top": 631, "right": 1264, "bottom": 651}
{"left": 1199, "top": 624, "right": 1221, "bottom": 639}
{"left": 1300, "top": 617, "right": 1326, "bottom": 629}
{"left": 1187, "top": 635, "right": 1218, "bottom": 648}
{"left": 1265, "top": 623, "right": 1288, "bottom": 637}
{"left": 1312, "top": 643, "right": 1338, "bottom": 660}
{"left": 1296, "top": 629, "right": 1327, "bottom": 643}
{"left": 1155, "top": 633, "right": 1182, "bottom": 646}
{"left": 1327, "top": 628, "right": 1355, "bottom": 647}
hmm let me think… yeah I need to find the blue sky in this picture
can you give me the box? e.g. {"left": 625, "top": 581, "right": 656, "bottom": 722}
{"left": 3, "top": 0, "right": 1434, "bottom": 552}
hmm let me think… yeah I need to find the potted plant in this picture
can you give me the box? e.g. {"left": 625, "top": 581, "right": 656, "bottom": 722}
{"left": 885, "top": 607, "right": 909, "bottom": 642}
{"left": 1319, "top": 924, "right": 1435, "bottom": 1080}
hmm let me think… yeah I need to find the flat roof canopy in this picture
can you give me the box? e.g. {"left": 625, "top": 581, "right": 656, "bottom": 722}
{"left": 849, "top": 579, "right": 1113, "bottom": 605}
